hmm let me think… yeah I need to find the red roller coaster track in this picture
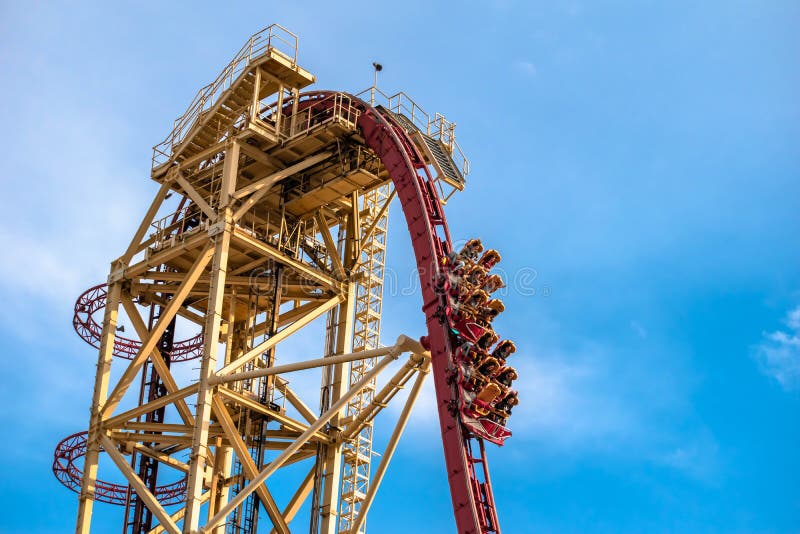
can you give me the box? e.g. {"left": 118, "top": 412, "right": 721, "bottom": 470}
{"left": 56, "top": 91, "right": 503, "bottom": 533}
{"left": 73, "top": 283, "right": 204, "bottom": 362}
{"left": 301, "top": 92, "right": 502, "bottom": 533}
{"left": 53, "top": 431, "right": 187, "bottom": 506}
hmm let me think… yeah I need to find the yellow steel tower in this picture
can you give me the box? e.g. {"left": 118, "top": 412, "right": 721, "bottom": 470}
{"left": 57, "top": 24, "right": 472, "bottom": 534}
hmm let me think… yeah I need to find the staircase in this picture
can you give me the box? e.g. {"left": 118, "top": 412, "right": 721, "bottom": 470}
{"left": 420, "top": 133, "right": 465, "bottom": 186}
{"left": 152, "top": 24, "right": 315, "bottom": 173}
{"left": 378, "top": 106, "right": 466, "bottom": 191}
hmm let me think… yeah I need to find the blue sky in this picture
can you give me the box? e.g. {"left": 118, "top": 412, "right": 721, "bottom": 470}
{"left": 1, "top": 1, "right": 798, "bottom": 533}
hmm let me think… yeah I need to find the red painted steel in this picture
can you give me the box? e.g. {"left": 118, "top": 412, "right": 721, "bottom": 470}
{"left": 52, "top": 431, "right": 186, "bottom": 506}
{"left": 292, "top": 91, "right": 500, "bottom": 533}
{"left": 73, "top": 283, "right": 203, "bottom": 362}
{"left": 55, "top": 91, "right": 502, "bottom": 533}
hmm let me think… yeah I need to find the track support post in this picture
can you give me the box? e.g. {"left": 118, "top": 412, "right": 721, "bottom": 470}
{"left": 75, "top": 266, "right": 122, "bottom": 534}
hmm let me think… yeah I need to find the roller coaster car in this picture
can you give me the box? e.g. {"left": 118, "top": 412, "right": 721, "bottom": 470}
{"left": 447, "top": 310, "right": 512, "bottom": 446}
{"left": 478, "top": 249, "right": 501, "bottom": 270}
{"left": 461, "top": 412, "right": 512, "bottom": 446}
{"left": 481, "top": 273, "right": 506, "bottom": 294}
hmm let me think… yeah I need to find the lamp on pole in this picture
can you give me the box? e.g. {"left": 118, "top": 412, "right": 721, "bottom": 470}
{"left": 371, "top": 62, "right": 383, "bottom": 105}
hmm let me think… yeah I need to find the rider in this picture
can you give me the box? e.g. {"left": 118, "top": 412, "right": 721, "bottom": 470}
{"left": 495, "top": 366, "right": 518, "bottom": 388}
{"left": 477, "top": 331, "right": 498, "bottom": 351}
{"left": 481, "top": 273, "right": 505, "bottom": 294}
{"left": 492, "top": 340, "right": 516, "bottom": 361}
{"left": 476, "top": 299, "right": 505, "bottom": 327}
{"left": 478, "top": 249, "right": 501, "bottom": 270}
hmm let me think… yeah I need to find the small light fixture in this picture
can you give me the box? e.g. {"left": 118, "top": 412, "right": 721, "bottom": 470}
{"left": 116, "top": 325, "right": 125, "bottom": 333}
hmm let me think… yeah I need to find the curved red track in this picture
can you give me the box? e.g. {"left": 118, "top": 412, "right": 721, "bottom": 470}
{"left": 73, "top": 283, "right": 203, "bottom": 362}
{"left": 296, "top": 92, "right": 501, "bottom": 533}
{"left": 59, "top": 92, "right": 501, "bottom": 533}
{"left": 53, "top": 431, "right": 186, "bottom": 506}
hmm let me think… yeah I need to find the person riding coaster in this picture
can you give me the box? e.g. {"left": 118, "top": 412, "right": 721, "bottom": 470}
{"left": 463, "top": 288, "right": 490, "bottom": 308}
{"left": 477, "top": 330, "right": 499, "bottom": 351}
{"left": 475, "top": 299, "right": 505, "bottom": 327}
{"left": 478, "top": 249, "right": 501, "bottom": 270}
{"left": 481, "top": 273, "right": 506, "bottom": 294}
{"left": 448, "top": 265, "right": 487, "bottom": 301}
{"left": 476, "top": 356, "right": 501, "bottom": 378}
{"left": 445, "top": 238, "right": 484, "bottom": 271}
{"left": 492, "top": 339, "right": 516, "bottom": 361}
{"left": 494, "top": 366, "right": 518, "bottom": 388}
{"left": 465, "top": 264, "right": 488, "bottom": 286}
{"left": 458, "top": 238, "right": 484, "bottom": 263}
{"left": 493, "top": 390, "right": 519, "bottom": 420}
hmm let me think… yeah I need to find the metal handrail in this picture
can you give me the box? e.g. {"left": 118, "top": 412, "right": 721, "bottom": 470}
{"left": 356, "top": 86, "right": 469, "bottom": 178}
{"left": 153, "top": 24, "right": 299, "bottom": 169}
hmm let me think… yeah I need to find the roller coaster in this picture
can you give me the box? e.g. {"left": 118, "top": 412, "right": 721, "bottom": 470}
{"left": 54, "top": 24, "right": 520, "bottom": 534}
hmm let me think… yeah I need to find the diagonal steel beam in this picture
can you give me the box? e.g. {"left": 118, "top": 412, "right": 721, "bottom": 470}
{"left": 147, "top": 487, "right": 211, "bottom": 534}
{"left": 201, "top": 338, "right": 416, "bottom": 533}
{"left": 216, "top": 295, "right": 342, "bottom": 376}
{"left": 100, "top": 246, "right": 214, "bottom": 418}
{"left": 211, "top": 343, "right": 398, "bottom": 386}
{"left": 173, "top": 170, "right": 215, "bottom": 220}
{"left": 314, "top": 210, "right": 346, "bottom": 280}
{"left": 121, "top": 181, "right": 172, "bottom": 265}
{"left": 270, "top": 465, "right": 316, "bottom": 534}
{"left": 104, "top": 384, "right": 198, "bottom": 429}
{"left": 211, "top": 396, "right": 291, "bottom": 534}
{"left": 100, "top": 434, "right": 181, "bottom": 534}
{"left": 231, "top": 228, "right": 341, "bottom": 291}
{"left": 120, "top": 295, "right": 195, "bottom": 426}
{"left": 216, "top": 386, "right": 330, "bottom": 443}
{"left": 277, "top": 384, "right": 317, "bottom": 425}
{"left": 349, "top": 360, "right": 431, "bottom": 533}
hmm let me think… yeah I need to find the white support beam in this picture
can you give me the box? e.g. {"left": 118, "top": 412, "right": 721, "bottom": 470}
{"left": 200, "top": 338, "right": 420, "bottom": 533}
{"left": 75, "top": 275, "right": 121, "bottom": 534}
{"left": 216, "top": 295, "right": 342, "bottom": 376}
{"left": 173, "top": 171, "right": 216, "bottom": 220}
{"left": 349, "top": 360, "right": 431, "bottom": 533}
{"left": 100, "top": 435, "right": 181, "bottom": 534}
{"left": 209, "top": 343, "right": 398, "bottom": 385}
{"left": 315, "top": 210, "right": 346, "bottom": 280}
{"left": 121, "top": 181, "right": 171, "bottom": 265}
{"left": 211, "top": 396, "right": 291, "bottom": 534}
{"left": 100, "top": 245, "right": 214, "bottom": 418}
{"left": 120, "top": 295, "right": 195, "bottom": 426}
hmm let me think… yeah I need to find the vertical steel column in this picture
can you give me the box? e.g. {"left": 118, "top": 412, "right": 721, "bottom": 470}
{"left": 338, "top": 185, "right": 391, "bottom": 534}
{"left": 75, "top": 269, "right": 122, "bottom": 534}
{"left": 184, "top": 140, "right": 238, "bottom": 532}
{"left": 317, "top": 280, "right": 356, "bottom": 534}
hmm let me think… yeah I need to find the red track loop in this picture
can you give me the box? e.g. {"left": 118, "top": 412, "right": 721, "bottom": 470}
{"left": 295, "top": 92, "right": 501, "bottom": 533}
{"left": 73, "top": 283, "right": 203, "bottom": 362}
{"left": 52, "top": 431, "right": 186, "bottom": 506}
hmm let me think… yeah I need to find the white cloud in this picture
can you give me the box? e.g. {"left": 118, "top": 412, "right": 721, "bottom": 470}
{"left": 753, "top": 305, "right": 800, "bottom": 390}
{"left": 630, "top": 320, "right": 648, "bottom": 339}
{"left": 513, "top": 345, "right": 641, "bottom": 448}
{"left": 512, "top": 59, "right": 537, "bottom": 78}
{"left": 656, "top": 427, "right": 720, "bottom": 483}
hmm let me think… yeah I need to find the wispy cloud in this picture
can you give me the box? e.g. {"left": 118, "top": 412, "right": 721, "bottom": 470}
{"left": 655, "top": 426, "right": 721, "bottom": 484}
{"left": 512, "top": 59, "right": 537, "bottom": 78}
{"left": 753, "top": 305, "right": 800, "bottom": 390}
{"left": 630, "top": 320, "right": 648, "bottom": 339}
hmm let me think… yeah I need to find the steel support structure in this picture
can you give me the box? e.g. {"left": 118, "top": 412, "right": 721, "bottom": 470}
{"left": 58, "top": 23, "right": 502, "bottom": 534}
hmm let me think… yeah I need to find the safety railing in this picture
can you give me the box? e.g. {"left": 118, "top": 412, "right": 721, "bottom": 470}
{"left": 356, "top": 87, "right": 469, "bottom": 178}
{"left": 256, "top": 91, "right": 361, "bottom": 141}
{"left": 152, "top": 24, "right": 299, "bottom": 169}
{"left": 431, "top": 112, "right": 470, "bottom": 178}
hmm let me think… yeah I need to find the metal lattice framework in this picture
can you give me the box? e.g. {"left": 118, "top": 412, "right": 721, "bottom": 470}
{"left": 54, "top": 24, "right": 516, "bottom": 534}
{"left": 338, "top": 184, "right": 392, "bottom": 533}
